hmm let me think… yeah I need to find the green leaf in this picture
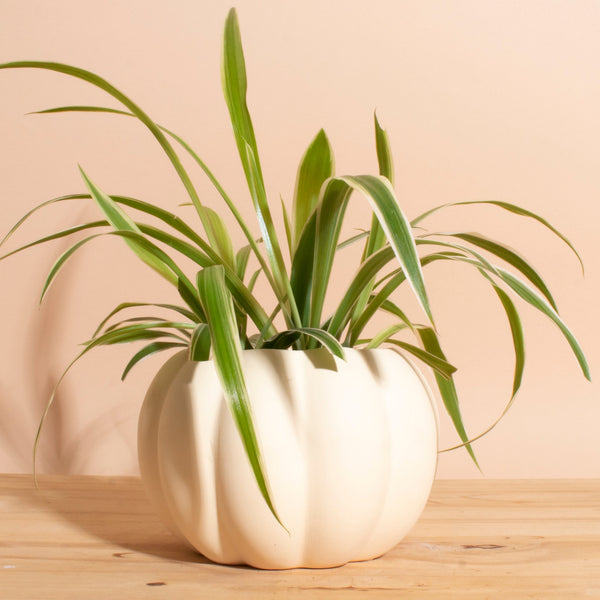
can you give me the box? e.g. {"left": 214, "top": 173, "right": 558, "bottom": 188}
{"left": 347, "top": 114, "right": 395, "bottom": 336}
{"left": 80, "top": 169, "right": 178, "bottom": 285}
{"left": 122, "top": 341, "right": 187, "bottom": 380}
{"left": 263, "top": 327, "right": 345, "bottom": 359}
{"left": 339, "top": 175, "right": 434, "bottom": 325}
{"left": 253, "top": 303, "right": 283, "bottom": 349}
{"left": 309, "top": 178, "right": 353, "bottom": 329}
{"left": 189, "top": 323, "right": 212, "bottom": 362}
{"left": 85, "top": 321, "right": 193, "bottom": 347}
{"left": 433, "top": 231, "right": 558, "bottom": 311}
{"left": 374, "top": 112, "right": 394, "bottom": 184}
{"left": 337, "top": 230, "right": 369, "bottom": 251}
{"left": 112, "top": 195, "right": 215, "bottom": 259}
{"left": 0, "top": 193, "right": 86, "bottom": 248}
{"left": 28, "top": 106, "right": 283, "bottom": 316}
{"left": 235, "top": 244, "right": 252, "bottom": 282}
{"left": 38, "top": 229, "right": 201, "bottom": 320}
{"left": 222, "top": 8, "right": 264, "bottom": 186}
{"left": 92, "top": 301, "right": 197, "bottom": 338}
{"left": 413, "top": 243, "right": 590, "bottom": 381}
{"left": 382, "top": 338, "right": 457, "bottom": 380}
{"left": 290, "top": 210, "right": 317, "bottom": 326}
{"left": 247, "top": 268, "right": 261, "bottom": 292}
{"left": 379, "top": 299, "right": 421, "bottom": 325}
{"left": 0, "top": 189, "right": 207, "bottom": 257}
{"left": 359, "top": 113, "right": 393, "bottom": 261}
{"left": 492, "top": 284, "right": 525, "bottom": 400}
{"left": 493, "top": 266, "right": 590, "bottom": 381}
{"left": 222, "top": 11, "right": 301, "bottom": 329}
{"left": 196, "top": 265, "right": 282, "bottom": 525}
{"left": 40, "top": 235, "right": 98, "bottom": 302}
{"left": 292, "top": 129, "right": 334, "bottom": 250}
{"left": 136, "top": 223, "right": 213, "bottom": 268}
{"left": 0, "top": 61, "right": 206, "bottom": 224}
{"left": 102, "top": 316, "right": 191, "bottom": 336}
{"left": 0, "top": 220, "right": 107, "bottom": 260}
{"left": 418, "top": 327, "right": 479, "bottom": 467}
{"left": 411, "top": 200, "right": 584, "bottom": 273}
{"left": 311, "top": 172, "right": 433, "bottom": 334}
{"left": 31, "top": 105, "right": 130, "bottom": 117}
{"left": 328, "top": 245, "right": 396, "bottom": 338}
{"left": 364, "top": 323, "right": 410, "bottom": 348}
{"left": 440, "top": 281, "right": 526, "bottom": 453}
{"left": 177, "top": 278, "right": 206, "bottom": 322}
{"left": 197, "top": 206, "right": 236, "bottom": 270}
{"left": 348, "top": 252, "right": 459, "bottom": 345}
{"left": 243, "top": 143, "right": 301, "bottom": 328}
{"left": 281, "top": 196, "right": 293, "bottom": 257}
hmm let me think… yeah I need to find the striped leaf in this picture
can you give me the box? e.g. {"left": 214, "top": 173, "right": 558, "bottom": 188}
{"left": 495, "top": 267, "right": 590, "bottom": 380}
{"left": 434, "top": 231, "right": 558, "bottom": 311}
{"left": 122, "top": 341, "right": 187, "bottom": 380}
{"left": 492, "top": 284, "right": 525, "bottom": 400}
{"left": 292, "top": 129, "right": 334, "bottom": 250}
{"left": 189, "top": 323, "right": 212, "bottom": 362}
{"left": 262, "top": 327, "right": 345, "bottom": 359}
{"left": 418, "top": 327, "right": 479, "bottom": 467}
{"left": 0, "top": 61, "right": 206, "bottom": 224}
{"left": 92, "top": 302, "right": 197, "bottom": 338}
{"left": 80, "top": 169, "right": 178, "bottom": 285}
{"left": 384, "top": 338, "right": 456, "bottom": 380}
{"left": 197, "top": 265, "right": 281, "bottom": 525}
{"left": 411, "top": 200, "right": 583, "bottom": 272}
{"left": 339, "top": 176, "right": 433, "bottom": 324}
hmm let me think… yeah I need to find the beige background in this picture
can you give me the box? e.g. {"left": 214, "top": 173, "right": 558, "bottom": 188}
{"left": 0, "top": 0, "right": 598, "bottom": 478}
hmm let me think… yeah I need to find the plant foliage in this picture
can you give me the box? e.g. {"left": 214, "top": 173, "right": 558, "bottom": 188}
{"left": 0, "top": 8, "right": 590, "bottom": 520}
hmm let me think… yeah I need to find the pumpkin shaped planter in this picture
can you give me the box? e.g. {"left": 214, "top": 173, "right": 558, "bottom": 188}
{"left": 138, "top": 348, "right": 438, "bottom": 569}
{"left": 0, "top": 8, "right": 590, "bottom": 570}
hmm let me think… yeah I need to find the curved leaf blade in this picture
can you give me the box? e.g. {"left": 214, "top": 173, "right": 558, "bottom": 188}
{"left": 92, "top": 301, "right": 197, "bottom": 338}
{"left": 122, "top": 341, "right": 187, "bottom": 381}
{"left": 386, "top": 339, "right": 457, "bottom": 380}
{"left": 263, "top": 327, "right": 345, "bottom": 359}
{"left": 0, "top": 61, "right": 206, "bottom": 222}
{"left": 339, "top": 175, "right": 434, "bottom": 325}
{"left": 0, "top": 220, "right": 107, "bottom": 261}
{"left": 328, "top": 246, "right": 395, "bottom": 338}
{"left": 222, "top": 8, "right": 264, "bottom": 185}
{"left": 436, "top": 231, "right": 558, "bottom": 311}
{"left": 292, "top": 129, "right": 334, "bottom": 250}
{"left": 189, "top": 323, "right": 212, "bottom": 362}
{"left": 80, "top": 169, "right": 178, "bottom": 285}
{"left": 197, "top": 206, "right": 236, "bottom": 270}
{"left": 309, "top": 178, "right": 352, "bottom": 328}
{"left": 411, "top": 200, "right": 584, "bottom": 273}
{"left": 493, "top": 284, "right": 525, "bottom": 400}
{"left": 495, "top": 267, "right": 590, "bottom": 381}
{"left": 418, "top": 327, "right": 479, "bottom": 467}
{"left": 348, "top": 251, "right": 459, "bottom": 346}
{"left": 374, "top": 111, "right": 394, "bottom": 184}
{"left": 197, "top": 265, "right": 282, "bottom": 525}
{"left": 291, "top": 210, "right": 318, "bottom": 326}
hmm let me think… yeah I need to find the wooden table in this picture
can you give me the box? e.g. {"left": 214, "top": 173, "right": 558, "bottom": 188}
{"left": 1, "top": 475, "right": 598, "bottom": 599}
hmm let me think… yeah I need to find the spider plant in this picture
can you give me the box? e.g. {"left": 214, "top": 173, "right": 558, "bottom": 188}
{"left": 0, "top": 8, "right": 590, "bottom": 522}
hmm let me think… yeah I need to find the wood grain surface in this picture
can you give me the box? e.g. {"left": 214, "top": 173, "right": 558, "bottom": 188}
{"left": 1, "top": 475, "right": 598, "bottom": 599}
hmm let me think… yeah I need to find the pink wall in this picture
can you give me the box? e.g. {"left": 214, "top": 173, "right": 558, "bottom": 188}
{"left": 1, "top": 1, "right": 598, "bottom": 477}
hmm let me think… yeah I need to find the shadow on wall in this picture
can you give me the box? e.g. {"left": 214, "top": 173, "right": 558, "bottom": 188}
{"left": 1, "top": 209, "right": 137, "bottom": 475}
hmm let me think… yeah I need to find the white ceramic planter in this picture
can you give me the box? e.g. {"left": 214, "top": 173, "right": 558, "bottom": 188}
{"left": 138, "top": 348, "right": 438, "bottom": 569}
